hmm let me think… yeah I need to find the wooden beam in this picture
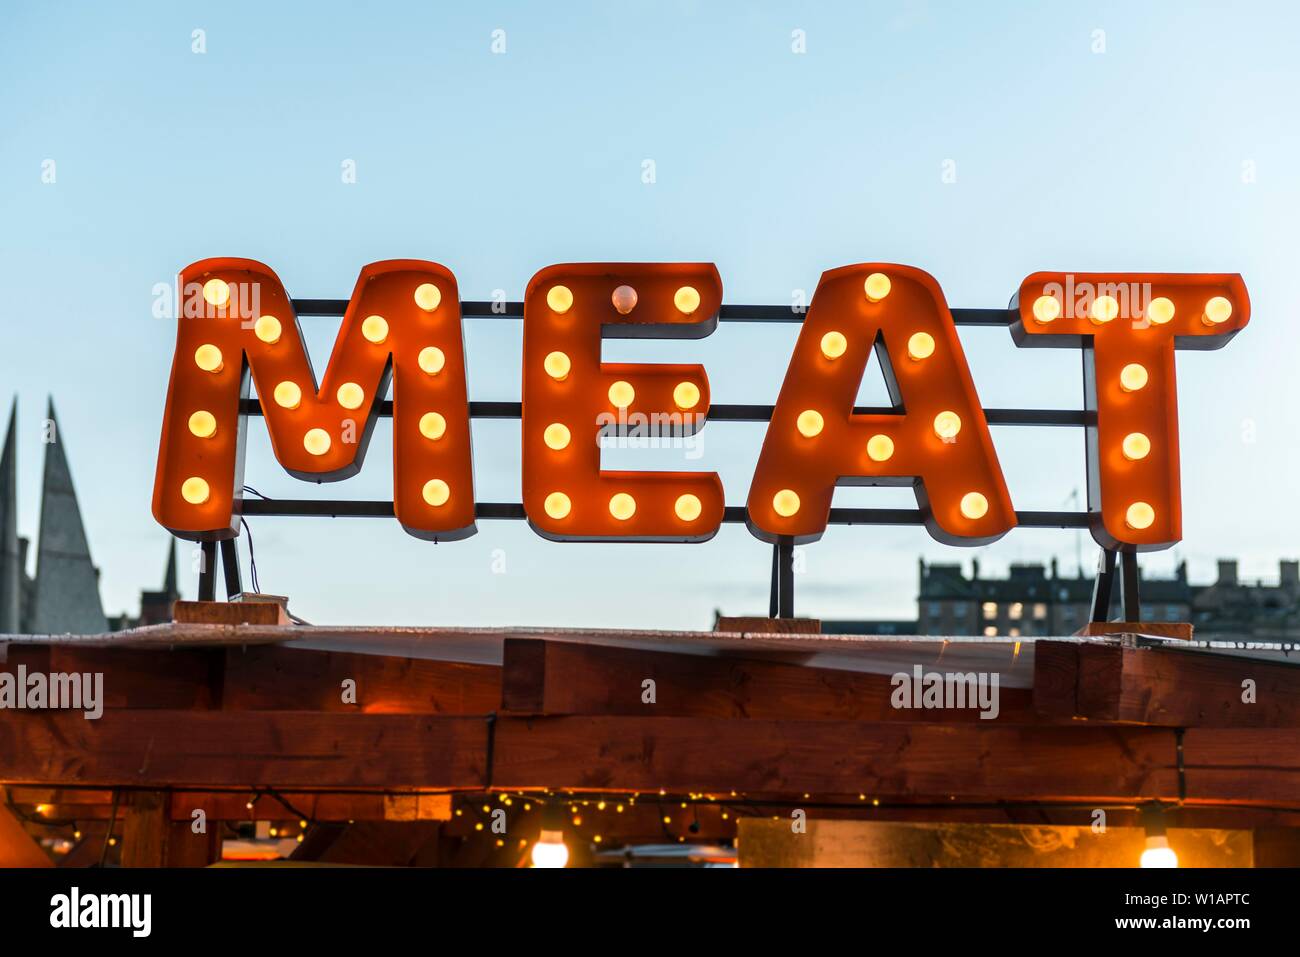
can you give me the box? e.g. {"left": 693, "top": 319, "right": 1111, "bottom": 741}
{"left": 0, "top": 805, "right": 51, "bottom": 867}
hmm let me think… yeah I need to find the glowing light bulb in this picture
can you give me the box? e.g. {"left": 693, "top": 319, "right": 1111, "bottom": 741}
{"left": 796, "top": 410, "right": 824, "bottom": 438}
{"left": 194, "top": 344, "right": 223, "bottom": 373}
{"left": 673, "top": 381, "right": 700, "bottom": 410}
{"left": 1147, "top": 297, "right": 1175, "bottom": 325}
{"left": 361, "top": 315, "right": 388, "bottom": 344}
{"left": 1032, "top": 295, "right": 1061, "bottom": 324}
{"left": 1126, "top": 501, "right": 1155, "bottom": 530}
{"left": 303, "top": 428, "right": 331, "bottom": 456}
{"left": 1140, "top": 836, "right": 1178, "bottom": 868}
{"left": 202, "top": 278, "right": 230, "bottom": 307}
{"left": 543, "top": 423, "right": 570, "bottom": 450}
{"left": 414, "top": 283, "right": 441, "bottom": 312}
{"left": 820, "top": 331, "right": 847, "bottom": 359}
{"left": 188, "top": 410, "right": 216, "bottom": 438}
{"left": 273, "top": 381, "right": 301, "bottom": 409}
{"left": 675, "top": 493, "right": 702, "bottom": 522}
{"left": 1120, "top": 363, "right": 1148, "bottom": 392}
{"left": 1122, "top": 432, "right": 1151, "bottom": 460}
{"left": 611, "top": 285, "right": 637, "bottom": 315}
{"left": 866, "top": 434, "right": 894, "bottom": 462}
{"left": 674, "top": 286, "right": 701, "bottom": 314}
{"left": 907, "top": 332, "right": 935, "bottom": 360}
{"left": 419, "top": 412, "right": 446, "bottom": 441}
{"left": 934, "top": 411, "right": 962, "bottom": 440}
{"left": 531, "top": 830, "right": 569, "bottom": 868}
{"left": 181, "top": 476, "right": 210, "bottom": 505}
{"left": 418, "top": 346, "right": 445, "bottom": 375}
{"left": 1091, "top": 295, "right": 1119, "bottom": 323}
{"left": 609, "top": 492, "right": 636, "bottom": 521}
{"left": 772, "top": 488, "right": 800, "bottom": 517}
{"left": 863, "top": 272, "right": 891, "bottom": 302}
{"left": 608, "top": 380, "right": 635, "bottom": 408}
{"left": 547, "top": 285, "right": 574, "bottom": 314}
{"left": 254, "top": 315, "right": 282, "bottom": 344}
{"left": 422, "top": 479, "right": 450, "bottom": 507}
{"left": 544, "top": 491, "right": 571, "bottom": 519}
{"left": 1202, "top": 295, "right": 1232, "bottom": 325}
{"left": 544, "top": 351, "right": 571, "bottom": 380}
{"left": 336, "top": 382, "right": 364, "bottom": 410}
{"left": 960, "top": 491, "right": 989, "bottom": 520}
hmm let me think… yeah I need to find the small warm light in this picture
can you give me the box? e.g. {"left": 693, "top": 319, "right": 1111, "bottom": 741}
{"left": 960, "top": 491, "right": 989, "bottom": 520}
{"left": 1031, "top": 295, "right": 1061, "bottom": 324}
{"left": 675, "top": 493, "right": 702, "bottom": 522}
{"left": 273, "top": 381, "right": 302, "bottom": 409}
{"left": 304, "top": 428, "right": 331, "bottom": 456}
{"left": 202, "top": 278, "right": 230, "bottom": 307}
{"left": 611, "top": 284, "right": 638, "bottom": 315}
{"left": 181, "top": 477, "right": 210, "bottom": 505}
{"left": 414, "top": 283, "right": 442, "bottom": 312}
{"left": 544, "top": 351, "right": 571, "bottom": 380}
{"left": 544, "top": 491, "right": 571, "bottom": 519}
{"left": 674, "top": 285, "right": 701, "bottom": 314}
{"left": 361, "top": 314, "right": 389, "bottom": 344}
{"left": 934, "top": 411, "right": 962, "bottom": 440}
{"left": 194, "top": 344, "right": 223, "bottom": 373}
{"left": 188, "top": 410, "right": 217, "bottom": 438}
{"left": 422, "top": 479, "right": 450, "bottom": 507}
{"left": 609, "top": 492, "right": 637, "bottom": 521}
{"left": 543, "top": 423, "right": 571, "bottom": 450}
{"left": 1147, "top": 297, "right": 1175, "bottom": 325}
{"left": 419, "top": 412, "right": 446, "bottom": 441}
{"left": 772, "top": 488, "right": 800, "bottom": 517}
{"left": 673, "top": 381, "right": 700, "bottom": 410}
{"left": 547, "top": 285, "right": 574, "bottom": 314}
{"left": 1091, "top": 295, "right": 1119, "bottom": 323}
{"left": 864, "top": 272, "right": 891, "bottom": 302}
{"left": 1120, "top": 363, "right": 1148, "bottom": 392}
{"left": 1202, "top": 295, "right": 1232, "bottom": 325}
{"left": 796, "top": 409, "right": 824, "bottom": 438}
{"left": 418, "top": 346, "right": 445, "bottom": 375}
{"left": 531, "top": 830, "right": 569, "bottom": 868}
{"left": 254, "top": 315, "right": 282, "bottom": 344}
{"left": 1140, "top": 835, "right": 1178, "bottom": 868}
{"left": 1122, "top": 432, "right": 1151, "bottom": 460}
{"left": 866, "top": 434, "right": 894, "bottom": 462}
{"left": 1126, "top": 501, "right": 1156, "bottom": 530}
{"left": 907, "top": 332, "right": 935, "bottom": 361}
{"left": 336, "top": 382, "right": 365, "bottom": 410}
{"left": 820, "top": 331, "right": 847, "bottom": 359}
{"left": 608, "top": 380, "right": 635, "bottom": 409}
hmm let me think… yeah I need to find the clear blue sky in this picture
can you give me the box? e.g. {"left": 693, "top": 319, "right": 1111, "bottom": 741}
{"left": 2, "top": 1, "right": 1296, "bottom": 628}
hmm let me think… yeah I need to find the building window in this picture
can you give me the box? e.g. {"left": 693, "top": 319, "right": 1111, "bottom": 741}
{"left": 1008, "top": 627, "right": 1021, "bottom": 638}
{"left": 982, "top": 602, "right": 997, "bottom": 619}
{"left": 983, "top": 626, "right": 997, "bottom": 637}
{"left": 1062, "top": 607, "right": 1076, "bottom": 621}
{"left": 953, "top": 602, "right": 968, "bottom": 617}
{"left": 1008, "top": 602, "right": 1023, "bottom": 620}
{"left": 1033, "top": 603, "right": 1047, "bottom": 619}
{"left": 1166, "top": 605, "right": 1181, "bottom": 620}
{"left": 927, "top": 602, "right": 942, "bottom": 618}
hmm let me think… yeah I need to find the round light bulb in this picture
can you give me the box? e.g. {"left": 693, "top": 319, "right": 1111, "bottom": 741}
{"left": 422, "top": 479, "right": 450, "bottom": 507}
{"left": 866, "top": 434, "right": 894, "bottom": 462}
{"left": 907, "top": 332, "right": 935, "bottom": 360}
{"left": 1122, "top": 432, "right": 1151, "bottom": 460}
{"left": 336, "top": 382, "right": 364, "bottom": 410}
{"left": 273, "top": 381, "right": 302, "bottom": 409}
{"left": 674, "top": 286, "right": 701, "bottom": 314}
{"left": 821, "top": 331, "right": 847, "bottom": 359}
{"left": 675, "top": 493, "right": 702, "bottom": 522}
{"left": 1140, "top": 836, "right": 1178, "bottom": 868}
{"left": 1126, "top": 501, "right": 1155, "bottom": 530}
{"left": 611, "top": 285, "right": 637, "bottom": 315}
{"left": 414, "top": 283, "right": 441, "bottom": 312}
{"left": 1032, "top": 295, "right": 1061, "bottom": 324}
{"left": 934, "top": 410, "right": 962, "bottom": 440}
{"left": 361, "top": 315, "right": 389, "bottom": 344}
{"left": 609, "top": 492, "right": 637, "bottom": 521}
{"left": 531, "top": 832, "right": 569, "bottom": 868}
{"left": 864, "top": 272, "right": 891, "bottom": 302}
{"left": 544, "top": 492, "right": 571, "bottom": 519}
{"left": 543, "top": 423, "right": 570, "bottom": 450}
{"left": 608, "top": 380, "right": 635, "bottom": 409}
{"left": 796, "top": 410, "right": 824, "bottom": 438}
{"left": 194, "top": 344, "right": 223, "bottom": 373}
{"left": 1091, "top": 295, "right": 1119, "bottom": 323}
{"left": 254, "top": 315, "right": 282, "bottom": 344}
{"left": 202, "top": 278, "right": 230, "bottom": 307}
{"left": 772, "top": 488, "right": 800, "bottom": 517}
{"left": 418, "top": 346, "right": 445, "bottom": 375}
{"left": 673, "top": 381, "right": 700, "bottom": 410}
{"left": 1202, "top": 296, "right": 1232, "bottom": 325}
{"left": 303, "top": 428, "right": 331, "bottom": 456}
{"left": 1120, "top": 363, "right": 1148, "bottom": 392}
{"left": 419, "top": 412, "right": 446, "bottom": 440}
{"left": 544, "top": 351, "right": 571, "bottom": 380}
{"left": 960, "top": 491, "right": 989, "bottom": 520}
{"left": 547, "top": 285, "right": 574, "bottom": 314}
{"left": 1147, "top": 297, "right": 1175, "bottom": 325}
{"left": 181, "top": 477, "right": 210, "bottom": 504}
{"left": 188, "top": 410, "right": 216, "bottom": 438}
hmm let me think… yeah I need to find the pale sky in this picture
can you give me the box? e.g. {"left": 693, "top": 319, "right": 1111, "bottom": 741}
{"left": 2, "top": 1, "right": 1296, "bottom": 628}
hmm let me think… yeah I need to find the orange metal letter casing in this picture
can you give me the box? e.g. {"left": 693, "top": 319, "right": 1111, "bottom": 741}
{"left": 152, "top": 258, "right": 476, "bottom": 542}
{"left": 747, "top": 264, "right": 1015, "bottom": 546}
{"left": 521, "top": 263, "right": 724, "bottom": 542}
{"left": 1012, "top": 272, "right": 1249, "bottom": 551}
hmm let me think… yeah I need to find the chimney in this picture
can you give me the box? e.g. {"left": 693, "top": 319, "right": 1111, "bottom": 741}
{"left": 1216, "top": 559, "right": 1238, "bottom": 586}
{"left": 1050, "top": 557, "right": 1059, "bottom": 579}
{"left": 1280, "top": 560, "right": 1299, "bottom": 589}
{"left": 971, "top": 558, "right": 981, "bottom": 581}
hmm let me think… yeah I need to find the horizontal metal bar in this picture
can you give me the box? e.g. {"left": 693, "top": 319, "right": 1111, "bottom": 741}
{"left": 289, "top": 299, "right": 1014, "bottom": 326}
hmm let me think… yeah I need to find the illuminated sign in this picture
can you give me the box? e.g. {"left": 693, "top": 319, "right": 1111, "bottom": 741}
{"left": 152, "top": 260, "right": 1249, "bottom": 554}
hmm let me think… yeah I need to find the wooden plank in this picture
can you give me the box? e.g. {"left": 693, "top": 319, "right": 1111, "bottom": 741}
{"left": 1031, "top": 640, "right": 1080, "bottom": 720}
{"left": 121, "top": 791, "right": 168, "bottom": 867}
{"left": 501, "top": 638, "right": 1037, "bottom": 722}
{"left": 173, "top": 599, "right": 289, "bottom": 625}
{"left": 47, "top": 646, "right": 221, "bottom": 710}
{"left": 1075, "top": 621, "right": 1193, "bottom": 640}
{"left": 0, "top": 805, "right": 51, "bottom": 867}
{"left": 1181, "top": 728, "right": 1300, "bottom": 805}
{"left": 715, "top": 617, "right": 821, "bottom": 634}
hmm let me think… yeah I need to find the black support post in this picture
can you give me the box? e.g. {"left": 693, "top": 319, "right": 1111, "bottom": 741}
{"left": 219, "top": 538, "right": 243, "bottom": 600}
{"left": 1090, "top": 548, "right": 1117, "bottom": 623}
{"left": 198, "top": 540, "right": 217, "bottom": 602}
{"left": 1119, "top": 550, "right": 1141, "bottom": 622}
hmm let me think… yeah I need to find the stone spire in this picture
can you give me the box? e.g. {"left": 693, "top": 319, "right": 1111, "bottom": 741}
{"left": 30, "top": 398, "right": 106, "bottom": 634}
{"left": 0, "top": 398, "right": 19, "bottom": 634}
